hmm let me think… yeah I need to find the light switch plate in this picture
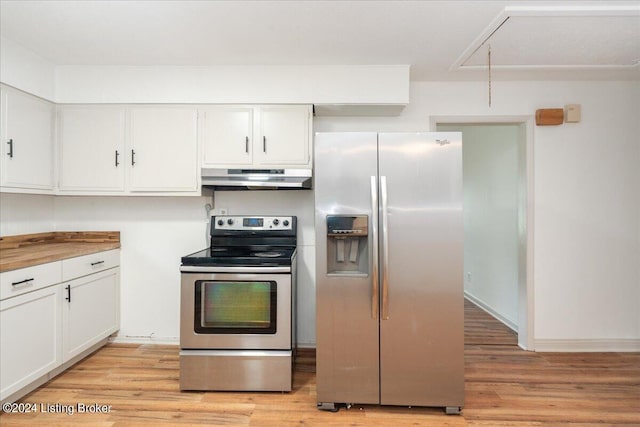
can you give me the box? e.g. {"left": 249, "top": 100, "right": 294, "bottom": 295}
{"left": 565, "top": 104, "right": 581, "bottom": 123}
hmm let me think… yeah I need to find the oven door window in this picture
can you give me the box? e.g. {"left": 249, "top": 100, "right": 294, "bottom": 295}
{"left": 194, "top": 281, "right": 277, "bottom": 334}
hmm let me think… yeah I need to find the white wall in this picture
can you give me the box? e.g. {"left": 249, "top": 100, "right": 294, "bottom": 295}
{"left": 212, "top": 191, "right": 316, "bottom": 347}
{"left": 0, "top": 193, "right": 55, "bottom": 236}
{"left": 0, "top": 36, "right": 55, "bottom": 101}
{"left": 51, "top": 192, "right": 317, "bottom": 346}
{"left": 438, "top": 124, "right": 522, "bottom": 331}
{"left": 53, "top": 196, "right": 213, "bottom": 344}
{"left": 54, "top": 65, "right": 409, "bottom": 105}
{"left": 1, "top": 79, "right": 638, "bottom": 351}
{"left": 532, "top": 83, "right": 640, "bottom": 350}
{"left": 316, "top": 80, "right": 640, "bottom": 350}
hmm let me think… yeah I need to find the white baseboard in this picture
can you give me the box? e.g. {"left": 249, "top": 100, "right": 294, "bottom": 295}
{"left": 534, "top": 339, "right": 640, "bottom": 352}
{"left": 464, "top": 291, "right": 518, "bottom": 332}
{"left": 110, "top": 334, "right": 179, "bottom": 346}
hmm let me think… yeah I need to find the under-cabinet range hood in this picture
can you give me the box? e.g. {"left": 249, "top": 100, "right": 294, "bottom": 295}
{"left": 201, "top": 168, "right": 312, "bottom": 190}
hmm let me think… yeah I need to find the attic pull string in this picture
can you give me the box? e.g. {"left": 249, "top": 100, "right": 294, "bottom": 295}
{"left": 488, "top": 44, "right": 492, "bottom": 108}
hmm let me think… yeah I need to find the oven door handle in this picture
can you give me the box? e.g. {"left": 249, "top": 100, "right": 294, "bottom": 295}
{"left": 180, "top": 266, "right": 292, "bottom": 273}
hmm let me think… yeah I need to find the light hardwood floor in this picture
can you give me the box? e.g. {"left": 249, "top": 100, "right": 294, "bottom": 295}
{"left": 1, "top": 300, "right": 639, "bottom": 426}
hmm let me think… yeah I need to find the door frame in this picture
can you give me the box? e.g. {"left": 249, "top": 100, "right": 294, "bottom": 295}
{"left": 430, "top": 115, "right": 535, "bottom": 351}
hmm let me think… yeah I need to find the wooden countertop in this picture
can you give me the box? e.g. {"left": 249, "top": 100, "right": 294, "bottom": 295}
{"left": 0, "top": 232, "right": 120, "bottom": 273}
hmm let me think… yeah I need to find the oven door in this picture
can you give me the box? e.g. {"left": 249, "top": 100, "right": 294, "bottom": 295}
{"left": 180, "top": 272, "right": 291, "bottom": 350}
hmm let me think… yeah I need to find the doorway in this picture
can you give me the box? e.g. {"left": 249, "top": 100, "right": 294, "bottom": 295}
{"left": 434, "top": 116, "right": 534, "bottom": 350}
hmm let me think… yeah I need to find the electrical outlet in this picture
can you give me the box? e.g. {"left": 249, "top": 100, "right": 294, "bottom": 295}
{"left": 466, "top": 272, "right": 472, "bottom": 283}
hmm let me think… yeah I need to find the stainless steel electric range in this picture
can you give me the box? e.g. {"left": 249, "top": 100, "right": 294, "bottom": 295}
{"left": 179, "top": 215, "right": 297, "bottom": 392}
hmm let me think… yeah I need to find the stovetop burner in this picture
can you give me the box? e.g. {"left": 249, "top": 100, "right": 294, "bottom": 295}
{"left": 254, "top": 251, "right": 283, "bottom": 258}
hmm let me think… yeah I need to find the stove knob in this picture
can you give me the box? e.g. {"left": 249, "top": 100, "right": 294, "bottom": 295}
{"left": 273, "top": 219, "right": 280, "bottom": 226}
{"left": 283, "top": 219, "right": 290, "bottom": 227}
{"left": 217, "top": 219, "right": 224, "bottom": 226}
{"left": 227, "top": 218, "right": 234, "bottom": 225}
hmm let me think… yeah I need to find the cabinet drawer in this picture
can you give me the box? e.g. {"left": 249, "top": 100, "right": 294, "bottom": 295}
{"left": 62, "top": 249, "right": 120, "bottom": 281}
{"left": 0, "top": 261, "right": 62, "bottom": 301}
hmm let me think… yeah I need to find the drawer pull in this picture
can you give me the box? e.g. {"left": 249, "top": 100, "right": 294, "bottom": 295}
{"left": 11, "top": 278, "right": 34, "bottom": 287}
{"left": 90, "top": 260, "right": 105, "bottom": 267}
{"left": 65, "top": 285, "right": 71, "bottom": 303}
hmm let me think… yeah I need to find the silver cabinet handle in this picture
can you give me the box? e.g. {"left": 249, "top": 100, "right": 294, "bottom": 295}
{"left": 90, "top": 260, "right": 105, "bottom": 266}
{"left": 7, "top": 139, "right": 14, "bottom": 158}
{"left": 380, "top": 175, "right": 390, "bottom": 320}
{"left": 11, "top": 278, "right": 34, "bottom": 287}
{"left": 245, "top": 136, "right": 249, "bottom": 153}
{"left": 263, "top": 136, "right": 266, "bottom": 152}
{"left": 370, "top": 176, "right": 379, "bottom": 319}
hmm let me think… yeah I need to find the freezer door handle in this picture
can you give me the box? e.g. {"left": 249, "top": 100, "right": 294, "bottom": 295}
{"left": 380, "top": 175, "right": 390, "bottom": 320}
{"left": 370, "top": 176, "right": 379, "bottom": 319}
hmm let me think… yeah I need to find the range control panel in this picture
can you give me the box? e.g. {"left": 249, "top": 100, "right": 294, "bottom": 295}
{"left": 213, "top": 216, "right": 294, "bottom": 231}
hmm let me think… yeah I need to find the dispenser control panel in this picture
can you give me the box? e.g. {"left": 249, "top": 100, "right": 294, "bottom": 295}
{"left": 326, "top": 215, "right": 368, "bottom": 237}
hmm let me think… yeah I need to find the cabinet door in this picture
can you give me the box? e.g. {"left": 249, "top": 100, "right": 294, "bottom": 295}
{"left": 201, "top": 107, "right": 253, "bottom": 167}
{"left": 0, "top": 87, "right": 54, "bottom": 191}
{"left": 255, "top": 106, "right": 310, "bottom": 166}
{"left": 0, "top": 285, "right": 62, "bottom": 400}
{"left": 62, "top": 268, "right": 119, "bottom": 362}
{"left": 58, "top": 106, "right": 126, "bottom": 192}
{"left": 129, "top": 107, "right": 198, "bottom": 192}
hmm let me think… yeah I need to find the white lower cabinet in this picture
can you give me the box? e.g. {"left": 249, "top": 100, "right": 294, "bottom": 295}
{"left": 0, "top": 285, "right": 62, "bottom": 400}
{"left": 0, "top": 251, "right": 120, "bottom": 402}
{"left": 62, "top": 268, "right": 120, "bottom": 362}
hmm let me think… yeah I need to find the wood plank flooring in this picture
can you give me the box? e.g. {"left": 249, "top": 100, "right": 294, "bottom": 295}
{"left": 2, "top": 300, "right": 639, "bottom": 426}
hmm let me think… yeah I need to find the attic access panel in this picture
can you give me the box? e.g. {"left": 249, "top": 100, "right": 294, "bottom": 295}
{"left": 453, "top": 6, "right": 640, "bottom": 70}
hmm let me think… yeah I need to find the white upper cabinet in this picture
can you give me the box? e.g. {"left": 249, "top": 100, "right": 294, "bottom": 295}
{"left": 255, "top": 105, "right": 311, "bottom": 166}
{"left": 6, "top": 94, "right": 310, "bottom": 195}
{"left": 57, "top": 106, "right": 199, "bottom": 195}
{"left": 0, "top": 86, "right": 54, "bottom": 193}
{"left": 129, "top": 107, "right": 198, "bottom": 192}
{"left": 201, "top": 106, "right": 253, "bottom": 166}
{"left": 58, "top": 106, "right": 126, "bottom": 192}
{"left": 201, "top": 105, "right": 312, "bottom": 169}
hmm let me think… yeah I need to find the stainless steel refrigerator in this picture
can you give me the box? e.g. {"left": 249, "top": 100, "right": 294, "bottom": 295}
{"left": 314, "top": 132, "right": 464, "bottom": 414}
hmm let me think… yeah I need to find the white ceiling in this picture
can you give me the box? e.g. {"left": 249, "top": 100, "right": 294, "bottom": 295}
{"left": 1, "top": 0, "right": 639, "bottom": 81}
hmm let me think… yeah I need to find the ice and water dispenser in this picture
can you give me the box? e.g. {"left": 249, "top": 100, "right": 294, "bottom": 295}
{"left": 325, "top": 215, "right": 369, "bottom": 275}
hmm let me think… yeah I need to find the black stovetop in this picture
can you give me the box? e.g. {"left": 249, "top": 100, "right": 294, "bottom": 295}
{"left": 182, "top": 215, "right": 297, "bottom": 268}
{"left": 181, "top": 245, "right": 296, "bottom": 267}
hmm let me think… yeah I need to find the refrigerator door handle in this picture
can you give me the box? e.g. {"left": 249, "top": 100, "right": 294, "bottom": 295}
{"left": 370, "top": 176, "right": 379, "bottom": 319}
{"left": 380, "top": 175, "right": 390, "bottom": 320}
